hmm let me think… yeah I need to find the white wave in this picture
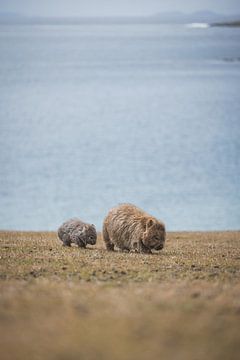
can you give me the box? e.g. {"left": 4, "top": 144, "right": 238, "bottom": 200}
{"left": 186, "top": 23, "right": 210, "bottom": 29}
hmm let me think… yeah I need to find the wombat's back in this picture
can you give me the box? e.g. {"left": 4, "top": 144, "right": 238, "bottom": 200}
{"left": 105, "top": 203, "right": 151, "bottom": 225}
{"left": 58, "top": 218, "right": 85, "bottom": 237}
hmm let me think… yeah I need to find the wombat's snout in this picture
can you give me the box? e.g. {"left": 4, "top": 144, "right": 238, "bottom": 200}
{"left": 88, "top": 236, "right": 97, "bottom": 245}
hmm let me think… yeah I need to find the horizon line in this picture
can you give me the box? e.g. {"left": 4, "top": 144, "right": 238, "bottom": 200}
{"left": 1, "top": 10, "right": 239, "bottom": 18}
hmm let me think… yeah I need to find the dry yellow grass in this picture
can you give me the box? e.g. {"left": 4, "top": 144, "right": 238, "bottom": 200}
{"left": 0, "top": 230, "right": 240, "bottom": 360}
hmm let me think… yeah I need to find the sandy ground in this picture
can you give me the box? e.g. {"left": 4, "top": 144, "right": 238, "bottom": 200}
{"left": 0, "top": 230, "right": 240, "bottom": 360}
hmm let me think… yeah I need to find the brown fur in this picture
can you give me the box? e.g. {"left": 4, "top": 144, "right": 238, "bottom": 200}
{"left": 58, "top": 218, "right": 97, "bottom": 248}
{"left": 102, "top": 204, "right": 166, "bottom": 254}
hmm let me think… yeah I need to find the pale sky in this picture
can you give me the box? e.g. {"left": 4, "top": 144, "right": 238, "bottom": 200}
{"left": 0, "top": 0, "right": 240, "bottom": 17}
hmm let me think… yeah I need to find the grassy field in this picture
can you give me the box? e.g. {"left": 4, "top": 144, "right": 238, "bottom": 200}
{"left": 0, "top": 230, "right": 240, "bottom": 360}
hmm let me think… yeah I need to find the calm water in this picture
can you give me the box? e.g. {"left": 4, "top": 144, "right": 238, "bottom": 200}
{"left": 0, "top": 23, "right": 240, "bottom": 231}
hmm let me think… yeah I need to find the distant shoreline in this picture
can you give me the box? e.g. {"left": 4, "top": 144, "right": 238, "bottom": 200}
{"left": 211, "top": 20, "right": 240, "bottom": 27}
{"left": 0, "top": 15, "right": 240, "bottom": 27}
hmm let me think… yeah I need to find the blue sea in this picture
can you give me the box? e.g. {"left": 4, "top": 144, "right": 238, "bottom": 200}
{"left": 0, "top": 23, "right": 239, "bottom": 231}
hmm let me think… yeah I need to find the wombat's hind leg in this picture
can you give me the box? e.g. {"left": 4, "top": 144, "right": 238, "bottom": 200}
{"left": 102, "top": 224, "right": 114, "bottom": 251}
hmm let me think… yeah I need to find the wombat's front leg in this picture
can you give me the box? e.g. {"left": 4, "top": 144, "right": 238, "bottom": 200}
{"left": 62, "top": 234, "right": 71, "bottom": 247}
{"left": 138, "top": 240, "right": 152, "bottom": 254}
{"left": 78, "top": 242, "right": 86, "bottom": 249}
{"left": 106, "top": 242, "right": 114, "bottom": 251}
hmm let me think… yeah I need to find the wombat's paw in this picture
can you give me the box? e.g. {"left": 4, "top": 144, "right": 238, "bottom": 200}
{"left": 106, "top": 243, "right": 114, "bottom": 251}
{"left": 140, "top": 248, "right": 152, "bottom": 254}
{"left": 63, "top": 243, "right": 71, "bottom": 247}
{"left": 138, "top": 243, "right": 152, "bottom": 254}
{"left": 78, "top": 243, "right": 86, "bottom": 248}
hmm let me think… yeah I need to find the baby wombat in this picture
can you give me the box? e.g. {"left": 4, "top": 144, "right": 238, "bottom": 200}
{"left": 58, "top": 218, "right": 97, "bottom": 248}
{"left": 103, "top": 204, "right": 166, "bottom": 254}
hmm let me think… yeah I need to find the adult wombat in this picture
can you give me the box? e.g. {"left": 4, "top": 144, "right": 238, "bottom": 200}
{"left": 58, "top": 218, "right": 97, "bottom": 248}
{"left": 103, "top": 204, "right": 166, "bottom": 253}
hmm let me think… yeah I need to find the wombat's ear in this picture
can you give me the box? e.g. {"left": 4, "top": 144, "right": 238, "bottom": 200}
{"left": 147, "top": 219, "right": 154, "bottom": 228}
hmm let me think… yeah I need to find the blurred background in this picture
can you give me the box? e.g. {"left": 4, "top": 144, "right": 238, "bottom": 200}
{"left": 0, "top": 0, "right": 240, "bottom": 231}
